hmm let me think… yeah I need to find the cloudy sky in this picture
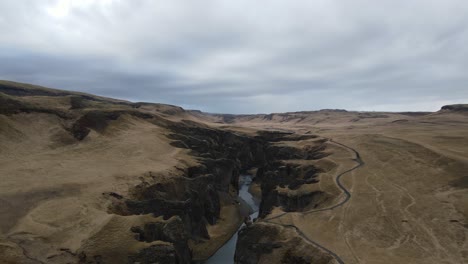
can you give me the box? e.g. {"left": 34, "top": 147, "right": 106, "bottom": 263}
{"left": 1, "top": 0, "right": 467, "bottom": 113}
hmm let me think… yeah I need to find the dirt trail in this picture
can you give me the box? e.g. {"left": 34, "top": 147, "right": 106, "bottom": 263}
{"left": 261, "top": 138, "right": 364, "bottom": 264}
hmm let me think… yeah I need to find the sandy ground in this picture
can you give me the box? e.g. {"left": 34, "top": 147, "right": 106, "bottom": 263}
{"left": 0, "top": 112, "right": 184, "bottom": 262}
{"left": 226, "top": 110, "right": 468, "bottom": 264}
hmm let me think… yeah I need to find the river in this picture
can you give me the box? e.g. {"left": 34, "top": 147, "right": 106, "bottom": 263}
{"left": 205, "top": 174, "right": 260, "bottom": 264}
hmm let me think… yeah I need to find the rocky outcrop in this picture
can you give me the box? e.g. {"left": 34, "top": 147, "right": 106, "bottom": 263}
{"left": 127, "top": 244, "right": 179, "bottom": 264}
{"left": 166, "top": 121, "right": 268, "bottom": 170}
{"left": 102, "top": 124, "right": 268, "bottom": 262}
{"left": 259, "top": 187, "right": 325, "bottom": 217}
{"left": 109, "top": 174, "right": 220, "bottom": 240}
{"left": 69, "top": 96, "right": 89, "bottom": 110}
{"left": 0, "top": 91, "right": 70, "bottom": 118}
{"left": 70, "top": 110, "right": 154, "bottom": 140}
{"left": 254, "top": 131, "right": 318, "bottom": 142}
{"left": 104, "top": 121, "right": 330, "bottom": 262}
{"left": 256, "top": 163, "right": 326, "bottom": 217}
{"left": 166, "top": 123, "right": 331, "bottom": 218}
{"left": 0, "top": 81, "right": 72, "bottom": 97}
{"left": 0, "top": 80, "right": 336, "bottom": 263}
{"left": 441, "top": 104, "right": 468, "bottom": 112}
{"left": 231, "top": 134, "right": 335, "bottom": 263}
{"left": 234, "top": 222, "right": 335, "bottom": 264}
{"left": 131, "top": 102, "right": 185, "bottom": 115}
{"left": 130, "top": 216, "right": 192, "bottom": 263}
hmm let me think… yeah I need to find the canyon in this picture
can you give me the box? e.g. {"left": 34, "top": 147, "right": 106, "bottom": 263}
{"left": 0, "top": 80, "right": 467, "bottom": 263}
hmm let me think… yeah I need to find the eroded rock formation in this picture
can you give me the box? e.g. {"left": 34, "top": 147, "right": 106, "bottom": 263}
{"left": 235, "top": 222, "right": 336, "bottom": 264}
{"left": 0, "top": 81, "right": 335, "bottom": 263}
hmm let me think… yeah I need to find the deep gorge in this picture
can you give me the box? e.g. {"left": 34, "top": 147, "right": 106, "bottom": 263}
{"left": 0, "top": 83, "right": 337, "bottom": 263}
{"left": 99, "top": 119, "right": 333, "bottom": 263}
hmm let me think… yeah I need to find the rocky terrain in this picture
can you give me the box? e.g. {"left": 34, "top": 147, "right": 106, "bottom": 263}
{"left": 1, "top": 80, "right": 467, "bottom": 263}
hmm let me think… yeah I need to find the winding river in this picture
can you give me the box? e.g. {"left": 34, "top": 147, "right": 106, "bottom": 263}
{"left": 205, "top": 175, "right": 259, "bottom": 264}
{"left": 205, "top": 139, "right": 362, "bottom": 264}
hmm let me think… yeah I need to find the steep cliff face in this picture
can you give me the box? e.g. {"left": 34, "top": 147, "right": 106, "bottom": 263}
{"left": 0, "top": 81, "right": 334, "bottom": 263}
{"left": 111, "top": 123, "right": 332, "bottom": 262}
{"left": 234, "top": 222, "right": 336, "bottom": 264}
{"left": 253, "top": 136, "right": 329, "bottom": 218}
{"left": 60, "top": 107, "right": 280, "bottom": 262}
{"left": 98, "top": 121, "right": 271, "bottom": 262}
{"left": 167, "top": 121, "right": 268, "bottom": 171}
{"left": 166, "top": 124, "right": 332, "bottom": 220}
{"left": 229, "top": 133, "right": 337, "bottom": 263}
{"left": 130, "top": 216, "right": 192, "bottom": 264}
{"left": 440, "top": 104, "right": 468, "bottom": 112}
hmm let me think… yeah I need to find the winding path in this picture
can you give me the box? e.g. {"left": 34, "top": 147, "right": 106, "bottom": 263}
{"left": 262, "top": 138, "right": 364, "bottom": 264}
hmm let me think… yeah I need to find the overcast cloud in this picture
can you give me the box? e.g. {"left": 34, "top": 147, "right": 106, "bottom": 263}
{"left": 1, "top": 0, "right": 468, "bottom": 113}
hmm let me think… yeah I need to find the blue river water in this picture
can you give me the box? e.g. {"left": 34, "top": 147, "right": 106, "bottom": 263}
{"left": 205, "top": 175, "right": 259, "bottom": 264}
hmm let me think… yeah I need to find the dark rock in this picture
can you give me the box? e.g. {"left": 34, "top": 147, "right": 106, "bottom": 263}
{"left": 0, "top": 92, "right": 70, "bottom": 118}
{"left": 114, "top": 175, "right": 221, "bottom": 240}
{"left": 170, "top": 140, "right": 189, "bottom": 149}
{"left": 0, "top": 82, "right": 70, "bottom": 97}
{"left": 70, "top": 110, "right": 154, "bottom": 140}
{"left": 69, "top": 96, "right": 88, "bottom": 109}
{"left": 128, "top": 244, "right": 178, "bottom": 264}
{"left": 105, "top": 119, "right": 327, "bottom": 262}
{"left": 102, "top": 192, "right": 123, "bottom": 200}
{"left": 130, "top": 217, "right": 191, "bottom": 264}
{"left": 235, "top": 222, "right": 335, "bottom": 264}
{"left": 441, "top": 104, "right": 468, "bottom": 112}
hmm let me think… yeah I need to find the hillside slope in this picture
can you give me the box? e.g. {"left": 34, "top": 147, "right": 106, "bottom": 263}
{"left": 0, "top": 80, "right": 253, "bottom": 263}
